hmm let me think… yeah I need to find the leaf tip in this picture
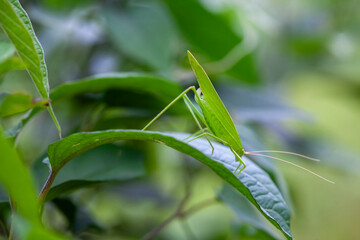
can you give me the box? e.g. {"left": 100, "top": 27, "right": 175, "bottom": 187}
{"left": 187, "top": 50, "right": 195, "bottom": 62}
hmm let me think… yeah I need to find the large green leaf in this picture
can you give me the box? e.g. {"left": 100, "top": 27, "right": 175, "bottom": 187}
{"left": 34, "top": 144, "right": 145, "bottom": 201}
{"left": 163, "top": 0, "right": 258, "bottom": 83}
{"left": 0, "top": 0, "right": 49, "bottom": 98}
{"left": 47, "top": 130, "right": 292, "bottom": 239}
{"left": 50, "top": 73, "right": 182, "bottom": 104}
{"left": 219, "top": 184, "right": 281, "bottom": 239}
{"left": 0, "top": 129, "right": 39, "bottom": 224}
{"left": 0, "top": 0, "right": 61, "bottom": 135}
{"left": 18, "top": 73, "right": 184, "bottom": 136}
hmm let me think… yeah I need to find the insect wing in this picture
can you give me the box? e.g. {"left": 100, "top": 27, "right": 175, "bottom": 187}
{"left": 187, "top": 51, "right": 243, "bottom": 151}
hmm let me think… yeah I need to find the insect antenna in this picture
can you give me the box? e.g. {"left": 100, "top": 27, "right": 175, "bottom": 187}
{"left": 244, "top": 150, "right": 320, "bottom": 162}
{"left": 244, "top": 152, "right": 334, "bottom": 184}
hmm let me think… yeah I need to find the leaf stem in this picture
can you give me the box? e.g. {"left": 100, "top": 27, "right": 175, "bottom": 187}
{"left": 38, "top": 169, "right": 58, "bottom": 212}
{"left": 47, "top": 104, "right": 62, "bottom": 139}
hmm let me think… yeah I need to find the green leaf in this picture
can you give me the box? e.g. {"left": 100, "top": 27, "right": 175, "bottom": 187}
{"left": 0, "top": 128, "right": 39, "bottom": 224}
{"left": 0, "top": 128, "right": 71, "bottom": 239}
{"left": 218, "top": 184, "right": 280, "bottom": 239}
{"left": 50, "top": 73, "right": 182, "bottom": 105}
{"left": 34, "top": 144, "right": 145, "bottom": 201}
{"left": 0, "top": 0, "right": 61, "bottom": 136}
{"left": 104, "top": 3, "right": 175, "bottom": 70}
{"left": 163, "top": 0, "right": 258, "bottom": 83}
{"left": 0, "top": 0, "right": 49, "bottom": 98}
{"left": 47, "top": 130, "right": 292, "bottom": 239}
{"left": 18, "top": 73, "right": 184, "bottom": 136}
{"left": 0, "top": 92, "right": 46, "bottom": 118}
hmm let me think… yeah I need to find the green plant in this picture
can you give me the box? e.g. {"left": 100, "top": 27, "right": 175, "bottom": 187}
{"left": 0, "top": 0, "right": 339, "bottom": 239}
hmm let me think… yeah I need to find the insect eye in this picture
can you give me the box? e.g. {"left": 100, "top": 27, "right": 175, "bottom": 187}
{"left": 196, "top": 88, "right": 204, "bottom": 99}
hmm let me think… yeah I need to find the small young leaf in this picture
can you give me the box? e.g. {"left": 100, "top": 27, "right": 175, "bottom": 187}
{"left": 0, "top": 92, "right": 46, "bottom": 118}
{"left": 47, "top": 130, "right": 292, "bottom": 239}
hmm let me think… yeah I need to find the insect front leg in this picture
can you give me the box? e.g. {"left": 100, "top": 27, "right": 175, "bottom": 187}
{"left": 183, "top": 94, "right": 214, "bottom": 154}
{"left": 142, "top": 86, "right": 196, "bottom": 130}
{"left": 186, "top": 132, "right": 233, "bottom": 157}
{"left": 182, "top": 128, "right": 209, "bottom": 141}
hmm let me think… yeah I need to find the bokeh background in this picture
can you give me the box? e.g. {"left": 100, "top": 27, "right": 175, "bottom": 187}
{"left": 1, "top": 0, "right": 359, "bottom": 239}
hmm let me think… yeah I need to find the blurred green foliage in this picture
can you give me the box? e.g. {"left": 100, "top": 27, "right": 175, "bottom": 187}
{"left": 0, "top": 0, "right": 359, "bottom": 239}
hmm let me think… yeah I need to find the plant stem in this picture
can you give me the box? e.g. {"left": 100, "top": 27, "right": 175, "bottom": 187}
{"left": 183, "top": 198, "right": 218, "bottom": 217}
{"left": 47, "top": 104, "right": 62, "bottom": 139}
{"left": 141, "top": 196, "right": 217, "bottom": 240}
{"left": 38, "top": 169, "right": 58, "bottom": 212}
{"left": 141, "top": 193, "right": 190, "bottom": 240}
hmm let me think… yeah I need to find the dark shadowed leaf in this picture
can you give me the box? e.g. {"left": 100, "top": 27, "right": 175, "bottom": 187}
{"left": 15, "top": 73, "right": 184, "bottom": 138}
{"left": 52, "top": 198, "right": 102, "bottom": 234}
{"left": 163, "top": 0, "right": 258, "bottom": 83}
{"left": 34, "top": 144, "right": 145, "bottom": 201}
{"left": 50, "top": 73, "right": 182, "bottom": 104}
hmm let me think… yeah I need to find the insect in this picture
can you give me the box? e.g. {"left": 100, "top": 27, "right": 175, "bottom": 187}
{"left": 143, "top": 51, "right": 334, "bottom": 183}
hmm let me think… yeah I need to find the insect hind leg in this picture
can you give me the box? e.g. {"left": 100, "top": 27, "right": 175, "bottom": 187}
{"left": 187, "top": 133, "right": 246, "bottom": 175}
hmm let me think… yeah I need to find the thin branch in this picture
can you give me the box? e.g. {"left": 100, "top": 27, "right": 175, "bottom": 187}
{"left": 141, "top": 197, "right": 218, "bottom": 240}
{"left": 141, "top": 193, "right": 190, "bottom": 240}
{"left": 182, "top": 198, "right": 218, "bottom": 217}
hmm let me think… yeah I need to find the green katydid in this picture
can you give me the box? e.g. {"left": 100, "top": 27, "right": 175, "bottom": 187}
{"left": 143, "top": 51, "right": 334, "bottom": 183}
